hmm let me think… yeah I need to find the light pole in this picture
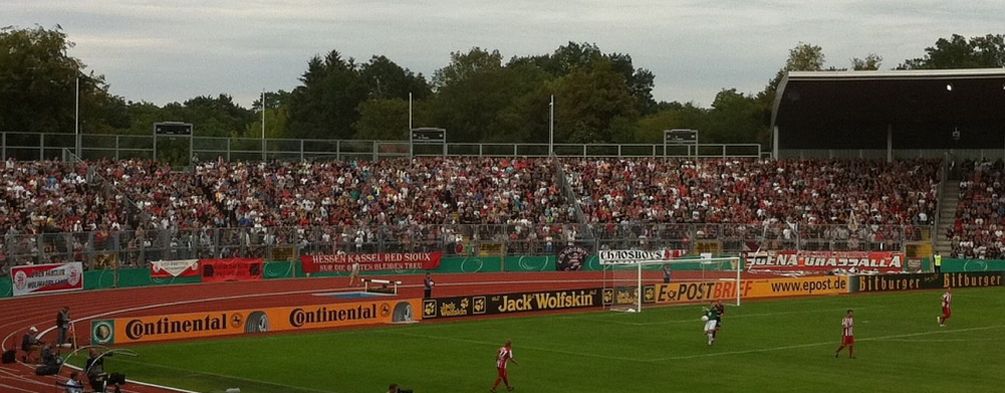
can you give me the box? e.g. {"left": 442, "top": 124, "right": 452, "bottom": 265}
{"left": 75, "top": 75, "right": 80, "bottom": 157}
{"left": 549, "top": 94, "right": 554, "bottom": 157}
{"left": 261, "top": 89, "right": 266, "bottom": 161}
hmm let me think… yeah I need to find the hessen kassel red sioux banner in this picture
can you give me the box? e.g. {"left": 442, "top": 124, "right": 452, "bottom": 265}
{"left": 301, "top": 252, "right": 443, "bottom": 273}
{"left": 10, "top": 262, "right": 85, "bottom": 297}
{"left": 746, "top": 251, "right": 904, "bottom": 273}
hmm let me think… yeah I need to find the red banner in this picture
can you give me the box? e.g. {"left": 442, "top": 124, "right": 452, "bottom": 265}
{"left": 200, "top": 258, "right": 263, "bottom": 282}
{"left": 301, "top": 252, "right": 443, "bottom": 274}
{"left": 10, "top": 262, "right": 84, "bottom": 297}
{"left": 746, "top": 251, "right": 904, "bottom": 273}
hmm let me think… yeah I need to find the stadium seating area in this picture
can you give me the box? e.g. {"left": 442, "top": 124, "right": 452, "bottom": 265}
{"left": 947, "top": 160, "right": 1005, "bottom": 259}
{"left": 1, "top": 156, "right": 947, "bottom": 267}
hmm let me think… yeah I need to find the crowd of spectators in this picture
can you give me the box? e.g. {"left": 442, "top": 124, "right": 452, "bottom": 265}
{"left": 565, "top": 158, "right": 940, "bottom": 250}
{"left": 947, "top": 159, "right": 1005, "bottom": 259}
{"left": 1, "top": 156, "right": 948, "bottom": 269}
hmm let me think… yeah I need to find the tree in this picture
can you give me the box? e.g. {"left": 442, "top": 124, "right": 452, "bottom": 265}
{"left": 0, "top": 25, "right": 128, "bottom": 134}
{"left": 359, "top": 56, "right": 431, "bottom": 100}
{"left": 704, "top": 89, "right": 767, "bottom": 144}
{"left": 551, "top": 59, "right": 639, "bottom": 143}
{"left": 901, "top": 34, "right": 1005, "bottom": 69}
{"left": 762, "top": 42, "right": 827, "bottom": 97}
{"left": 851, "top": 54, "right": 883, "bottom": 70}
{"left": 353, "top": 98, "right": 411, "bottom": 140}
{"left": 636, "top": 102, "right": 707, "bottom": 143}
{"left": 286, "top": 51, "right": 368, "bottom": 139}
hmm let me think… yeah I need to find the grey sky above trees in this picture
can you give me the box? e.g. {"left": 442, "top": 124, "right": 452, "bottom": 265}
{"left": 7, "top": 0, "right": 1004, "bottom": 107}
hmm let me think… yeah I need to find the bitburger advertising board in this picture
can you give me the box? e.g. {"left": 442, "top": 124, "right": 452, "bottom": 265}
{"left": 857, "top": 272, "right": 1004, "bottom": 293}
{"left": 91, "top": 298, "right": 422, "bottom": 345}
{"left": 423, "top": 288, "right": 602, "bottom": 319}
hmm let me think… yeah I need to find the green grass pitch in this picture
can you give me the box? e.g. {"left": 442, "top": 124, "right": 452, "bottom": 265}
{"left": 75, "top": 287, "right": 1005, "bottom": 393}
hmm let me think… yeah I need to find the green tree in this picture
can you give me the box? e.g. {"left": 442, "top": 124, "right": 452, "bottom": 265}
{"left": 636, "top": 102, "right": 708, "bottom": 143}
{"left": 287, "top": 51, "right": 368, "bottom": 139}
{"left": 552, "top": 59, "right": 639, "bottom": 143}
{"left": 901, "top": 34, "right": 1005, "bottom": 69}
{"left": 0, "top": 25, "right": 128, "bottom": 134}
{"left": 851, "top": 53, "right": 883, "bottom": 70}
{"left": 360, "top": 56, "right": 432, "bottom": 100}
{"left": 704, "top": 89, "right": 767, "bottom": 144}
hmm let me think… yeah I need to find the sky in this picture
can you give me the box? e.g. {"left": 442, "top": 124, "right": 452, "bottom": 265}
{"left": 6, "top": 0, "right": 1004, "bottom": 108}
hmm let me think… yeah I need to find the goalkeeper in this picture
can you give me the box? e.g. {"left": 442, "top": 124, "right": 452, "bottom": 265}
{"left": 702, "top": 302, "right": 721, "bottom": 346}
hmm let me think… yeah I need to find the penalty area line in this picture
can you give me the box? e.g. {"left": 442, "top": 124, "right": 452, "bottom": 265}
{"left": 651, "top": 324, "right": 1005, "bottom": 361}
{"left": 109, "top": 358, "right": 338, "bottom": 393}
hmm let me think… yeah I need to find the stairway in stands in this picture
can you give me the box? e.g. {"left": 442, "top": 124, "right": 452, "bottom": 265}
{"left": 935, "top": 180, "right": 960, "bottom": 256}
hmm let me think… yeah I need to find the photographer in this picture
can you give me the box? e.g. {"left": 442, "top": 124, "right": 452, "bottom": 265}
{"left": 387, "top": 383, "right": 413, "bottom": 393}
{"left": 85, "top": 348, "right": 107, "bottom": 391}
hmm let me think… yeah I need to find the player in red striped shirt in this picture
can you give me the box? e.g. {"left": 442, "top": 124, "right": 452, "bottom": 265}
{"left": 834, "top": 309, "right": 855, "bottom": 359}
{"left": 938, "top": 287, "right": 952, "bottom": 327}
{"left": 491, "top": 339, "right": 518, "bottom": 392}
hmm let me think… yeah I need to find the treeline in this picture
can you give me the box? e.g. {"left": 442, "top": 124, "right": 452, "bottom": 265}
{"left": 1, "top": 26, "right": 1003, "bottom": 146}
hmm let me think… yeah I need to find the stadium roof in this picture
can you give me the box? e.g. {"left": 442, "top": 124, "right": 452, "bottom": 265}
{"left": 771, "top": 68, "right": 1005, "bottom": 155}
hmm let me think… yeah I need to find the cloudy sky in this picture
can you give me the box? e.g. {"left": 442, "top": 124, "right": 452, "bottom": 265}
{"left": 6, "top": 0, "right": 1003, "bottom": 107}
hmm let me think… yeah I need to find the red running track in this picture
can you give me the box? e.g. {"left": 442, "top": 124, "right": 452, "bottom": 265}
{"left": 0, "top": 270, "right": 738, "bottom": 392}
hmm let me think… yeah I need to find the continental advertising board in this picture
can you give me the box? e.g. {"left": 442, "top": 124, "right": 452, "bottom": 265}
{"left": 422, "top": 288, "right": 602, "bottom": 319}
{"left": 91, "top": 298, "right": 422, "bottom": 345}
{"left": 856, "top": 272, "right": 1004, "bottom": 293}
{"left": 641, "top": 276, "right": 850, "bottom": 305}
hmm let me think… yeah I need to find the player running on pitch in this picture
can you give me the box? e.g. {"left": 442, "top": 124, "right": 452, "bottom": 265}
{"left": 712, "top": 300, "right": 725, "bottom": 339}
{"left": 938, "top": 286, "right": 952, "bottom": 327}
{"left": 834, "top": 309, "right": 855, "bottom": 359}
{"left": 702, "top": 302, "right": 721, "bottom": 346}
{"left": 491, "top": 339, "right": 518, "bottom": 392}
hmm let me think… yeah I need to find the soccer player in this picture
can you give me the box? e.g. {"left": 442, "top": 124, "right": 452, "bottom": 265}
{"left": 348, "top": 261, "right": 361, "bottom": 287}
{"left": 938, "top": 286, "right": 952, "bottom": 327}
{"left": 491, "top": 339, "right": 518, "bottom": 392}
{"left": 712, "top": 300, "right": 725, "bottom": 338}
{"left": 834, "top": 309, "right": 855, "bottom": 359}
{"left": 703, "top": 303, "right": 720, "bottom": 346}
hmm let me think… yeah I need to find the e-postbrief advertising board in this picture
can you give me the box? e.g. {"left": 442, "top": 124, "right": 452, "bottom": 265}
{"left": 422, "top": 288, "right": 603, "bottom": 319}
{"left": 641, "top": 276, "right": 850, "bottom": 305}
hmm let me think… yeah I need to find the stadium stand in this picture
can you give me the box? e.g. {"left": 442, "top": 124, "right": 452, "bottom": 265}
{"left": 947, "top": 159, "right": 1005, "bottom": 259}
{"left": 0, "top": 156, "right": 944, "bottom": 270}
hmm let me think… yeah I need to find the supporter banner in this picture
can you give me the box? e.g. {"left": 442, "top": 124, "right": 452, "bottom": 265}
{"left": 271, "top": 246, "right": 297, "bottom": 262}
{"left": 556, "top": 245, "right": 589, "bottom": 271}
{"left": 10, "top": 262, "right": 84, "bottom": 297}
{"left": 598, "top": 248, "right": 687, "bottom": 265}
{"left": 422, "top": 288, "right": 602, "bottom": 319}
{"left": 150, "top": 259, "right": 200, "bottom": 279}
{"left": 201, "top": 258, "right": 263, "bottom": 282}
{"left": 301, "top": 252, "right": 442, "bottom": 274}
{"left": 91, "top": 298, "right": 422, "bottom": 345}
{"left": 93, "top": 253, "right": 118, "bottom": 270}
{"left": 746, "top": 251, "right": 904, "bottom": 273}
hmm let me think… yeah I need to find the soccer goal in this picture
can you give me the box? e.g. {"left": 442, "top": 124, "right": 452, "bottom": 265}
{"left": 601, "top": 253, "right": 743, "bottom": 313}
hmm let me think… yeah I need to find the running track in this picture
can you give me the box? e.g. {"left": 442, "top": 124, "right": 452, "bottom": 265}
{"left": 0, "top": 270, "right": 736, "bottom": 392}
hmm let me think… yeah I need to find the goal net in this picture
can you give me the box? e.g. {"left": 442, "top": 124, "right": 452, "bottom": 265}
{"left": 600, "top": 251, "right": 742, "bottom": 312}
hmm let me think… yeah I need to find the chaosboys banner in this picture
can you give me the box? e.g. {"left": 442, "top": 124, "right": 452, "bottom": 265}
{"left": 151, "top": 259, "right": 200, "bottom": 279}
{"left": 10, "top": 262, "right": 84, "bottom": 297}
{"left": 745, "top": 251, "right": 905, "bottom": 273}
{"left": 301, "top": 252, "right": 442, "bottom": 274}
{"left": 201, "top": 258, "right": 263, "bottom": 282}
{"left": 598, "top": 248, "right": 687, "bottom": 265}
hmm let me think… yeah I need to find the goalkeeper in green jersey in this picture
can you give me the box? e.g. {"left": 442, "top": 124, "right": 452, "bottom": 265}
{"left": 702, "top": 302, "right": 721, "bottom": 346}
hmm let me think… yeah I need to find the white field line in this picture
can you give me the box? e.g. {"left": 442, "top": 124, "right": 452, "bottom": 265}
{"left": 554, "top": 306, "right": 877, "bottom": 326}
{"left": 110, "top": 357, "right": 338, "bottom": 393}
{"left": 653, "top": 324, "right": 1005, "bottom": 361}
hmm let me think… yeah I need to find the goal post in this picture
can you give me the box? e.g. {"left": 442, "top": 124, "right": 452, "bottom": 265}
{"left": 600, "top": 251, "right": 743, "bottom": 312}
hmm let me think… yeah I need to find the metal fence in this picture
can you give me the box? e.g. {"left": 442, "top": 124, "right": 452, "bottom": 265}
{"left": 1, "top": 132, "right": 765, "bottom": 162}
{"left": 0, "top": 223, "right": 933, "bottom": 275}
